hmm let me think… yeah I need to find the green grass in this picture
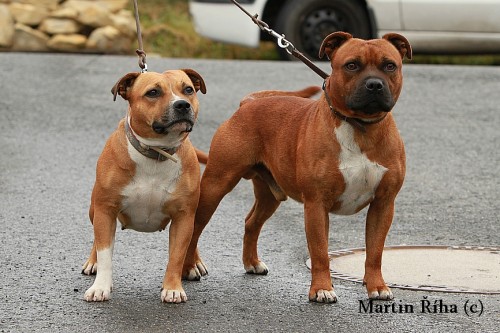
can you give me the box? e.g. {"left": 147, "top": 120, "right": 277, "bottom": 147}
{"left": 133, "top": 0, "right": 500, "bottom": 65}
{"left": 134, "top": 0, "right": 279, "bottom": 60}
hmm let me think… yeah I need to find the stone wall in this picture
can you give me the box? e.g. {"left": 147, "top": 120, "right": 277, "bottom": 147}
{"left": 0, "top": 0, "right": 137, "bottom": 53}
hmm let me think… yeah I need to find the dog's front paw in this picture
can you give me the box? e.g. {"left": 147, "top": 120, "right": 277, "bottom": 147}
{"left": 309, "top": 289, "right": 338, "bottom": 304}
{"left": 367, "top": 286, "right": 393, "bottom": 300}
{"left": 364, "top": 272, "right": 394, "bottom": 300}
{"left": 244, "top": 261, "right": 269, "bottom": 275}
{"left": 84, "top": 283, "right": 112, "bottom": 302}
{"left": 364, "top": 276, "right": 394, "bottom": 300}
{"left": 161, "top": 289, "right": 187, "bottom": 303}
{"left": 183, "top": 261, "right": 208, "bottom": 281}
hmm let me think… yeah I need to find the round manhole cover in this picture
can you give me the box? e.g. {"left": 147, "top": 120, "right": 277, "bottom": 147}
{"left": 306, "top": 245, "right": 500, "bottom": 294}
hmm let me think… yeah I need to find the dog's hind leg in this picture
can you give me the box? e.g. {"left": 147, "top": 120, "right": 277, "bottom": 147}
{"left": 182, "top": 164, "right": 245, "bottom": 281}
{"left": 243, "top": 176, "right": 281, "bottom": 275}
{"left": 82, "top": 201, "right": 97, "bottom": 275}
{"left": 82, "top": 242, "right": 98, "bottom": 275}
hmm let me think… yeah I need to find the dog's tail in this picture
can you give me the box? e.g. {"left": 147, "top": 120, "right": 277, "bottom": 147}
{"left": 239, "top": 86, "right": 321, "bottom": 106}
{"left": 195, "top": 148, "right": 208, "bottom": 164}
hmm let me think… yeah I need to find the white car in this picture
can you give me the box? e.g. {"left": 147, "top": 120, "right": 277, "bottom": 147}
{"left": 189, "top": 0, "right": 500, "bottom": 60}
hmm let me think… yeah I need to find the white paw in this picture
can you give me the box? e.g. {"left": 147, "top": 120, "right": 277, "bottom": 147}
{"left": 84, "top": 247, "right": 113, "bottom": 301}
{"left": 185, "top": 261, "right": 208, "bottom": 281}
{"left": 368, "top": 288, "right": 393, "bottom": 300}
{"left": 161, "top": 289, "right": 187, "bottom": 303}
{"left": 244, "top": 261, "right": 269, "bottom": 275}
{"left": 311, "top": 289, "right": 338, "bottom": 303}
{"left": 84, "top": 282, "right": 112, "bottom": 302}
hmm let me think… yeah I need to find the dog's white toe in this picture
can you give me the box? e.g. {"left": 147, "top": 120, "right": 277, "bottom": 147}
{"left": 368, "top": 288, "right": 393, "bottom": 300}
{"left": 161, "top": 289, "right": 187, "bottom": 303}
{"left": 244, "top": 261, "right": 269, "bottom": 275}
{"left": 185, "top": 261, "right": 208, "bottom": 281}
{"left": 311, "top": 289, "right": 338, "bottom": 303}
{"left": 84, "top": 284, "right": 112, "bottom": 302}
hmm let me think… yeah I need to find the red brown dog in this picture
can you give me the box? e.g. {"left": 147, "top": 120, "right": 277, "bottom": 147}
{"left": 182, "top": 32, "right": 412, "bottom": 303}
{"left": 82, "top": 69, "right": 206, "bottom": 303}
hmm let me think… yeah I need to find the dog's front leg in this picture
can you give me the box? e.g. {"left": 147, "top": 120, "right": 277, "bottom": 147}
{"left": 161, "top": 213, "right": 194, "bottom": 303}
{"left": 363, "top": 198, "right": 395, "bottom": 300}
{"left": 84, "top": 208, "right": 117, "bottom": 302}
{"left": 304, "top": 201, "right": 337, "bottom": 303}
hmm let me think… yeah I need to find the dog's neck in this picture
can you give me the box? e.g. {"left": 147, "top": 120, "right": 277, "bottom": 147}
{"left": 125, "top": 116, "right": 179, "bottom": 163}
{"left": 322, "top": 81, "right": 387, "bottom": 133}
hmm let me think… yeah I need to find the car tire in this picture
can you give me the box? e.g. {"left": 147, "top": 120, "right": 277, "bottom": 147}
{"left": 274, "top": 0, "right": 371, "bottom": 61}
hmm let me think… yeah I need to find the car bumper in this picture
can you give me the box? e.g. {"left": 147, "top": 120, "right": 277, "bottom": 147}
{"left": 189, "top": 0, "right": 266, "bottom": 48}
{"left": 383, "top": 31, "right": 500, "bottom": 54}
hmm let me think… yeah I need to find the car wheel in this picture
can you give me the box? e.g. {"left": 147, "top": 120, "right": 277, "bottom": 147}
{"left": 274, "top": 0, "right": 371, "bottom": 61}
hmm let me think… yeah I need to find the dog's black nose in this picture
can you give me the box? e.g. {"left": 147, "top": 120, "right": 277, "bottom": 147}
{"left": 173, "top": 100, "right": 191, "bottom": 113}
{"left": 365, "top": 78, "right": 384, "bottom": 92}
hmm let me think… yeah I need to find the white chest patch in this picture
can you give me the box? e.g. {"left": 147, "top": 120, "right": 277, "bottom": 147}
{"left": 120, "top": 142, "right": 182, "bottom": 232}
{"left": 334, "top": 123, "right": 387, "bottom": 215}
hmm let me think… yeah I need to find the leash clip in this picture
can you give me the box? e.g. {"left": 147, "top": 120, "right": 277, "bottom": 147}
{"left": 264, "top": 27, "right": 294, "bottom": 54}
{"left": 230, "top": 0, "right": 328, "bottom": 78}
{"left": 278, "top": 37, "right": 294, "bottom": 54}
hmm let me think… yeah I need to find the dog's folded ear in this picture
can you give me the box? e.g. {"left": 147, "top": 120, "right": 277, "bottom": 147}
{"left": 319, "top": 31, "right": 353, "bottom": 60}
{"left": 111, "top": 72, "right": 141, "bottom": 101}
{"left": 182, "top": 69, "right": 207, "bottom": 94}
{"left": 383, "top": 33, "right": 413, "bottom": 60}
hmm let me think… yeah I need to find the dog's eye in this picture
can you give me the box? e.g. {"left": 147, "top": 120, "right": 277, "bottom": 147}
{"left": 345, "top": 62, "right": 359, "bottom": 71}
{"left": 145, "top": 89, "right": 160, "bottom": 98}
{"left": 184, "top": 86, "right": 194, "bottom": 95}
{"left": 384, "top": 63, "right": 397, "bottom": 72}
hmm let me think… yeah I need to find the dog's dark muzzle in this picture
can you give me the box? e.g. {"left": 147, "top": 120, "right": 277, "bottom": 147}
{"left": 152, "top": 119, "right": 194, "bottom": 134}
{"left": 347, "top": 77, "right": 395, "bottom": 114}
{"left": 152, "top": 100, "right": 195, "bottom": 134}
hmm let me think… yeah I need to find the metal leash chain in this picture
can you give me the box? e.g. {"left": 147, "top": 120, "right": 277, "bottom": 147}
{"left": 229, "top": 0, "right": 328, "bottom": 79}
{"left": 132, "top": 0, "right": 147, "bottom": 72}
{"left": 229, "top": 0, "right": 293, "bottom": 52}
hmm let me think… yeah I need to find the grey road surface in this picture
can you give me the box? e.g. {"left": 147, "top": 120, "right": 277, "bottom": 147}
{"left": 1, "top": 53, "right": 499, "bottom": 332}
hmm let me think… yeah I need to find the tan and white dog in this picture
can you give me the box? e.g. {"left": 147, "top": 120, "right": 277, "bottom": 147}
{"left": 82, "top": 69, "right": 207, "bottom": 303}
{"left": 182, "top": 32, "right": 411, "bottom": 303}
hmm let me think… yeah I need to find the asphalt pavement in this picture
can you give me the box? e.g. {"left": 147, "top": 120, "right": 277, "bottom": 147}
{"left": 0, "top": 53, "right": 499, "bottom": 332}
